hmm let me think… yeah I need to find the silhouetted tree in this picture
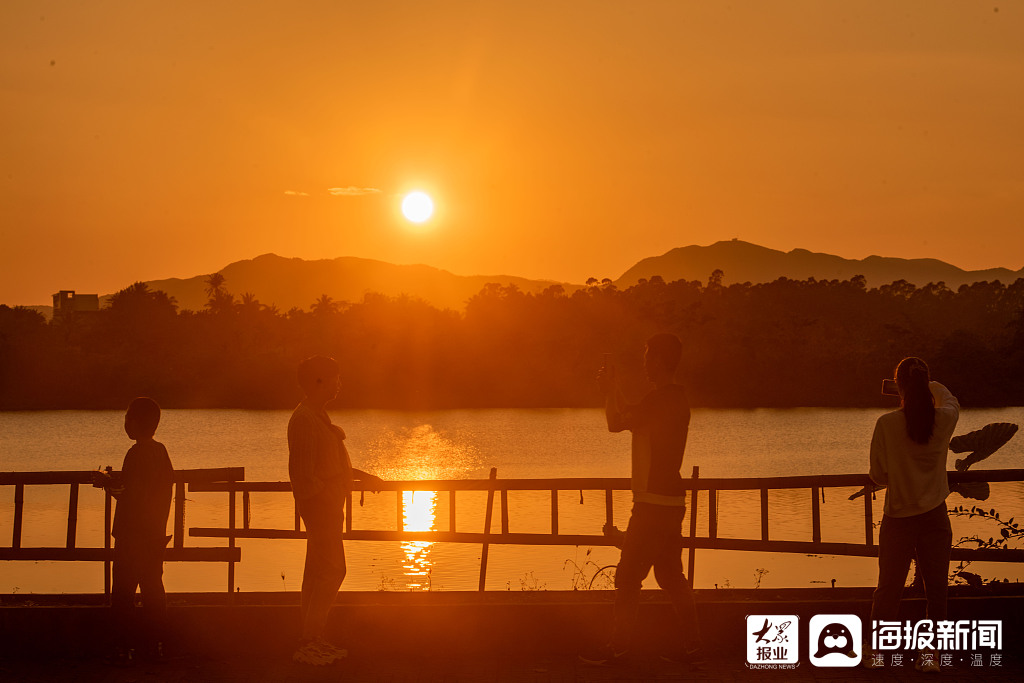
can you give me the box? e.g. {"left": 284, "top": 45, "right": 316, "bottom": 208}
{"left": 707, "top": 269, "right": 724, "bottom": 289}
{"left": 311, "top": 294, "right": 339, "bottom": 317}
{"left": 204, "top": 273, "right": 235, "bottom": 314}
{"left": 107, "top": 282, "right": 178, "bottom": 319}
{"left": 204, "top": 273, "right": 226, "bottom": 298}
{"left": 2, "top": 274, "right": 1023, "bottom": 409}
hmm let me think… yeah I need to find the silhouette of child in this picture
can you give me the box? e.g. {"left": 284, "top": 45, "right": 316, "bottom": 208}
{"left": 92, "top": 397, "right": 174, "bottom": 662}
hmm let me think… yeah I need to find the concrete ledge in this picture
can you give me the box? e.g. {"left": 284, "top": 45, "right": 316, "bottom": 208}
{"left": 3, "top": 587, "right": 1022, "bottom": 659}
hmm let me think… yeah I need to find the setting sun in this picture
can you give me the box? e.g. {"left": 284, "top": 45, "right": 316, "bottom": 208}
{"left": 401, "top": 191, "right": 434, "bottom": 223}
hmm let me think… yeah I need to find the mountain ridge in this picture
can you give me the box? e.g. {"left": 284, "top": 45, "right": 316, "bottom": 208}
{"left": 31, "top": 241, "right": 1022, "bottom": 315}
{"left": 140, "top": 253, "right": 575, "bottom": 312}
{"left": 614, "top": 240, "right": 1024, "bottom": 289}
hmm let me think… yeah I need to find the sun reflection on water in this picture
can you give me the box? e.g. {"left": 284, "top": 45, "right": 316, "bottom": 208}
{"left": 401, "top": 490, "right": 438, "bottom": 589}
{"left": 367, "top": 423, "right": 482, "bottom": 590}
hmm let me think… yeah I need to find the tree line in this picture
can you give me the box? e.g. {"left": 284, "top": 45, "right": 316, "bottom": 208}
{"left": 2, "top": 272, "right": 1022, "bottom": 409}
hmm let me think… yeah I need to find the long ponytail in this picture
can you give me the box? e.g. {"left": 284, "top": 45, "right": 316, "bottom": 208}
{"left": 896, "top": 357, "right": 935, "bottom": 445}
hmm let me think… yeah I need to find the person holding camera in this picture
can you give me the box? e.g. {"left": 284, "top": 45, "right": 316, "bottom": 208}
{"left": 866, "top": 357, "right": 959, "bottom": 673}
{"left": 581, "top": 333, "right": 704, "bottom": 666}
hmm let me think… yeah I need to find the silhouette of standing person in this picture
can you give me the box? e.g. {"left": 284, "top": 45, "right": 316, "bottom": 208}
{"left": 92, "top": 397, "right": 173, "bottom": 663}
{"left": 581, "top": 333, "right": 704, "bottom": 666}
{"left": 865, "top": 357, "right": 958, "bottom": 673}
{"left": 288, "top": 355, "right": 384, "bottom": 666}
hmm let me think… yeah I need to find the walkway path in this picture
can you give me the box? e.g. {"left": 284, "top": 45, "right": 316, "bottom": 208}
{"left": 4, "top": 650, "right": 1021, "bottom": 683}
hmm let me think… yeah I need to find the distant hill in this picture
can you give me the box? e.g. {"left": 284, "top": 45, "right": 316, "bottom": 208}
{"left": 615, "top": 240, "right": 1024, "bottom": 290}
{"left": 27, "top": 241, "right": 1021, "bottom": 317}
{"left": 134, "top": 254, "right": 575, "bottom": 312}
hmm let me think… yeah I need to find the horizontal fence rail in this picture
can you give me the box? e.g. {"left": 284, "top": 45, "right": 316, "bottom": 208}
{"left": 1, "top": 468, "right": 244, "bottom": 595}
{"left": 5, "top": 467, "right": 1024, "bottom": 593}
{"left": 189, "top": 468, "right": 1024, "bottom": 591}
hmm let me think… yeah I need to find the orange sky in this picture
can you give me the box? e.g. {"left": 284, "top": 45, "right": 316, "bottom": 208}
{"left": 3, "top": 1, "right": 1023, "bottom": 305}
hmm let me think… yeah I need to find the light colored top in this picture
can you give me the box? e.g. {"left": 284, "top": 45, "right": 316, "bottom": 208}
{"left": 287, "top": 402, "right": 353, "bottom": 501}
{"left": 869, "top": 382, "right": 960, "bottom": 518}
{"left": 620, "top": 384, "right": 690, "bottom": 507}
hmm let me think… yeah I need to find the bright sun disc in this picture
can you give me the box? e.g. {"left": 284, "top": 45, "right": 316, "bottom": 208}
{"left": 402, "top": 192, "right": 434, "bottom": 223}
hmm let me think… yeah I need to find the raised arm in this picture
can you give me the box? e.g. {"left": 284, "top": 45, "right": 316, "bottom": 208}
{"left": 930, "top": 381, "right": 959, "bottom": 417}
{"left": 599, "top": 365, "right": 633, "bottom": 433}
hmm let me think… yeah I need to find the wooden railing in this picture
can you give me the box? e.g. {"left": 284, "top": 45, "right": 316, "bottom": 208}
{"left": 187, "top": 466, "right": 1024, "bottom": 592}
{"left": 0, "top": 468, "right": 244, "bottom": 594}
{"left": 6, "top": 467, "right": 1023, "bottom": 594}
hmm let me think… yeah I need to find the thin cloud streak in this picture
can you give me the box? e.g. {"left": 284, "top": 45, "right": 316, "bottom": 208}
{"left": 327, "top": 186, "right": 382, "bottom": 196}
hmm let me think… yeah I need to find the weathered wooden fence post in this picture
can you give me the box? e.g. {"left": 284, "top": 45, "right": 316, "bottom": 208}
{"left": 688, "top": 465, "right": 699, "bottom": 583}
{"left": 478, "top": 468, "right": 498, "bottom": 591}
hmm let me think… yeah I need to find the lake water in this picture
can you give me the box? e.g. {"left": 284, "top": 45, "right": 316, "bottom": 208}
{"left": 3, "top": 407, "right": 1023, "bottom": 594}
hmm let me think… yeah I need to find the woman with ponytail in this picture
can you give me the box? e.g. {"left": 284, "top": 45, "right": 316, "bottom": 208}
{"left": 866, "top": 357, "right": 959, "bottom": 672}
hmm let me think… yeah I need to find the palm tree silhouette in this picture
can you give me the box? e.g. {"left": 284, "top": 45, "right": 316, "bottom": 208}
{"left": 203, "top": 273, "right": 234, "bottom": 314}
{"left": 311, "top": 294, "right": 338, "bottom": 317}
{"left": 204, "top": 273, "right": 226, "bottom": 299}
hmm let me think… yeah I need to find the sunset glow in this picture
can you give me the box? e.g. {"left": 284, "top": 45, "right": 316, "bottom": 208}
{"left": 5, "top": 5, "right": 1024, "bottom": 673}
{"left": 3, "top": 3, "right": 1023, "bottom": 306}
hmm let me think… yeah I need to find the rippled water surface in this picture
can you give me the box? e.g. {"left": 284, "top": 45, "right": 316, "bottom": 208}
{"left": 2, "top": 407, "right": 1022, "bottom": 593}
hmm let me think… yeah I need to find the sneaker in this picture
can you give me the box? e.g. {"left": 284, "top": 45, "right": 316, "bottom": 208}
{"left": 312, "top": 638, "right": 348, "bottom": 661}
{"left": 915, "top": 649, "right": 940, "bottom": 674}
{"left": 293, "top": 640, "right": 335, "bottom": 666}
{"left": 578, "top": 644, "right": 628, "bottom": 666}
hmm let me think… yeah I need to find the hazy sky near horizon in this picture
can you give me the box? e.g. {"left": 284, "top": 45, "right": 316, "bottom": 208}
{"left": 3, "top": 1, "right": 1023, "bottom": 305}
